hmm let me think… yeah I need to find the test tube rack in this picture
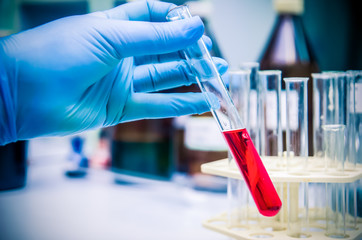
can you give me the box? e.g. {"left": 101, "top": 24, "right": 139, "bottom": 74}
{"left": 201, "top": 157, "right": 362, "bottom": 240}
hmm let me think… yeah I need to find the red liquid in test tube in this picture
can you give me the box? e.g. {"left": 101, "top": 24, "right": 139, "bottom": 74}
{"left": 222, "top": 128, "right": 282, "bottom": 217}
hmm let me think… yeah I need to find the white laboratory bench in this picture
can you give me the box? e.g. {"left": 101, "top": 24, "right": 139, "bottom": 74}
{"left": 0, "top": 157, "right": 228, "bottom": 240}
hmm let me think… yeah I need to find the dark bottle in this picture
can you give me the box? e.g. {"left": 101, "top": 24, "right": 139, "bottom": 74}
{"left": 0, "top": 141, "right": 27, "bottom": 190}
{"left": 112, "top": 119, "right": 173, "bottom": 178}
{"left": 259, "top": 0, "right": 319, "bottom": 155}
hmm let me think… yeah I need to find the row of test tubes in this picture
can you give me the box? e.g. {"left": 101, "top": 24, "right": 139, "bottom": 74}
{"left": 227, "top": 65, "right": 361, "bottom": 239}
{"left": 229, "top": 66, "right": 361, "bottom": 172}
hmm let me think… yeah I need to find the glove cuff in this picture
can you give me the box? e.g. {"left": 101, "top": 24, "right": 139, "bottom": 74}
{"left": 0, "top": 38, "right": 17, "bottom": 145}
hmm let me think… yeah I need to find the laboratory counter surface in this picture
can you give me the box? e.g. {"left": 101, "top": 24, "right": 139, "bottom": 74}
{"left": 0, "top": 159, "right": 228, "bottom": 240}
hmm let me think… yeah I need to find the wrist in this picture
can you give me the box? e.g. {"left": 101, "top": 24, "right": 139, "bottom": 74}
{"left": 0, "top": 37, "right": 17, "bottom": 145}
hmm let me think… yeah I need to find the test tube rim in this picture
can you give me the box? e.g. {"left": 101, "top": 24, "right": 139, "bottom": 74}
{"left": 311, "top": 73, "right": 333, "bottom": 80}
{"left": 322, "top": 70, "right": 345, "bottom": 73}
{"left": 239, "top": 62, "right": 260, "bottom": 69}
{"left": 258, "top": 70, "right": 282, "bottom": 76}
{"left": 166, "top": 4, "right": 189, "bottom": 17}
{"left": 321, "top": 124, "right": 346, "bottom": 131}
{"left": 321, "top": 71, "right": 347, "bottom": 78}
{"left": 346, "top": 70, "right": 362, "bottom": 75}
{"left": 283, "top": 77, "right": 309, "bottom": 82}
{"left": 228, "top": 69, "right": 251, "bottom": 75}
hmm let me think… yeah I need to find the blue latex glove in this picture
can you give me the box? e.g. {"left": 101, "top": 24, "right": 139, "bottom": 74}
{"left": 0, "top": 0, "right": 228, "bottom": 145}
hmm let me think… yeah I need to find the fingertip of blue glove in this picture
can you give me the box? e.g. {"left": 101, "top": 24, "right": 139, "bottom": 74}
{"left": 213, "top": 58, "right": 229, "bottom": 75}
{"left": 181, "top": 92, "right": 218, "bottom": 115}
{"left": 203, "top": 36, "right": 212, "bottom": 50}
{"left": 183, "top": 16, "right": 204, "bottom": 42}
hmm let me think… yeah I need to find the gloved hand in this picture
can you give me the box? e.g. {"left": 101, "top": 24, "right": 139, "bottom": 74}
{"left": 0, "top": 0, "right": 228, "bottom": 145}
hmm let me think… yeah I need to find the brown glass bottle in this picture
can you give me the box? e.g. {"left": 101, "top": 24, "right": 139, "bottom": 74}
{"left": 259, "top": 0, "right": 319, "bottom": 155}
{"left": 0, "top": 141, "right": 27, "bottom": 190}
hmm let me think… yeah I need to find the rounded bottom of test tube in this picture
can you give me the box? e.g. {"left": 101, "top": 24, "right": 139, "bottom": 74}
{"left": 258, "top": 205, "right": 282, "bottom": 217}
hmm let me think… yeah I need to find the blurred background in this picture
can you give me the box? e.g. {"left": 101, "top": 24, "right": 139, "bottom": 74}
{"left": 1, "top": 0, "right": 360, "bottom": 179}
{"left": 0, "top": 0, "right": 361, "bottom": 239}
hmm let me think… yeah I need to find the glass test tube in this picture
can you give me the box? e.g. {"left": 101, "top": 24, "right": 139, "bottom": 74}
{"left": 258, "top": 70, "right": 285, "bottom": 231}
{"left": 312, "top": 73, "right": 335, "bottom": 162}
{"left": 346, "top": 181, "right": 358, "bottom": 230}
{"left": 308, "top": 182, "right": 326, "bottom": 231}
{"left": 325, "top": 183, "right": 349, "bottom": 238}
{"left": 284, "top": 78, "right": 309, "bottom": 172}
{"left": 346, "top": 71, "right": 361, "bottom": 229}
{"left": 321, "top": 72, "right": 354, "bottom": 237}
{"left": 227, "top": 177, "right": 249, "bottom": 228}
{"left": 167, "top": 5, "right": 281, "bottom": 217}
{"left": 322, "top": 125, "right": 346, "bottom": 172}
{"left": 311, "top": 73, "right": 334, "bottom": 228}
{"left": 240, "top": 62, "right": 261, "bottom": 153}
{"left": 238, "top": 63, "right": 263, "bottom": 225}
{"left": 287, "top": 182, "right": 310, "bottom": 238}
{"left": 259, "top": 70, "right": 283, "bottom": 158}
{"left": 323, "top": 71, "right": 349, "bottom": 170}
{"left": 347, "top": 70, "right": 362, "bottom": 168}
{"left": 322, "top": 71, "right": 348, "bottom": 125}
{"left": 228, "top": 70, "right": 259, "bottom": 226}
{"left": 284, "top": 78, "right": 310, "bottom": 238}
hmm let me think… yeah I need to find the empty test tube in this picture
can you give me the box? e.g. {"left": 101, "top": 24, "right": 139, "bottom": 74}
{"left": 258, "top": 70, "right": 283, "bottom": 158}
{"left": 325, "top": 183, "right": 349, "bottom": 238}
{"left": 346, "top": 71, "right": 361, "bottom": 230}
{"left": 346, "top": 70, "right": 362, "bottom": 168}
{"left": 227, "top": 177, "right": 250, "bottom": 228}
{"left": 258, "top": 70, "right": 285, "bottom": 231}
{"left": 322, "top": 124, "right": 346, "bottom": 172}
{"left": 287, "top": 182, "right": 310, "bottom": 238}
{"left": 167, "top": 5, "right": 281, "bottom": 217}
{"left": 284, "top": 77, "right": 309, "bottom": 172}
{"left": 323, "top": 71, "right": 349, "bottom": 170}
{"left": 284, "top": 77, "right": 310, "bottom": 238}
{"left": 312, "top": 73, "right": 335, "bottom": 160}
{"left": 346, "top": 181, "right": 358, "bottom": 231}
{"left": 322, "top": 71, "right": 348, "bottom": 125}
